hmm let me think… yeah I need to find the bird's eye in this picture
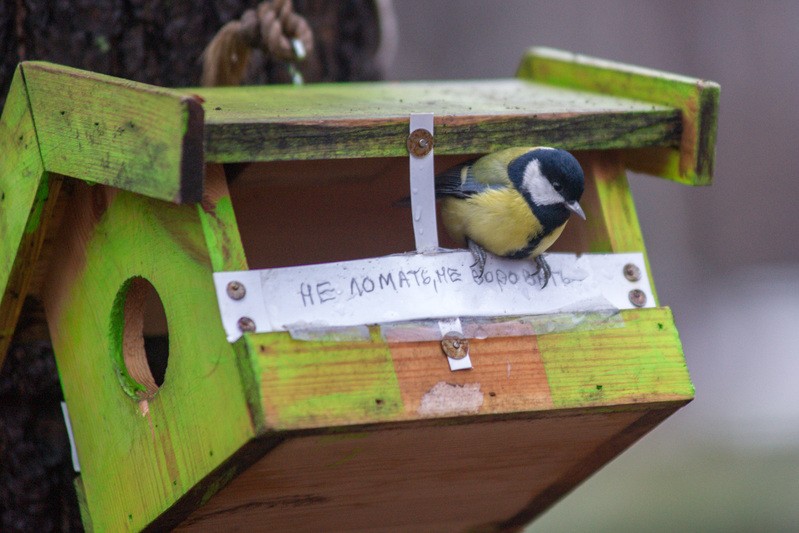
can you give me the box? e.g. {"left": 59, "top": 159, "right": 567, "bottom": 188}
{"left": 553, "top": 182, "right": 563, "bottom": 191}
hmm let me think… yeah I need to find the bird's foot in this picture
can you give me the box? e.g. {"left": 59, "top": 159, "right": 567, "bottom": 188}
{"left": 533, "top": 254, "right": 552, "bottom": 289}
{"left": 467, "top": 238, "right": 487, "bottom": 278}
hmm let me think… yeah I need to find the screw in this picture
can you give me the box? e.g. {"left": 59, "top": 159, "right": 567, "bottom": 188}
{"left": 226, "top": 280, "right": 246, "bottom": 300}
{"left": 237, "top": 316, "right": 256, "bottom": 333}
{"left": 628, "top": 289, "right": 647, "bottom": 307}
{"left": 623, "top": 263, "right": 641, "bottom": 282}
{"left": 441, "top": 331, "right": 469, "bottom": 360}
{"left": 407, "top": 129, "right": 434, "bottom": 157}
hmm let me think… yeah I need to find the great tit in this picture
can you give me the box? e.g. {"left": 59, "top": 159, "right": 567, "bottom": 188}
{"left": 436, "top": 147, "right": 586, "bottom": 287}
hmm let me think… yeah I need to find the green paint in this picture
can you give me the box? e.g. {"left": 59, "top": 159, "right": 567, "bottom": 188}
{"left": 518, "top": 47, "right": 719, "bottom": 185}
{"left": 196, "top": 194, "right": 248, "bottom": 272}
{"left": 49, "top": 187, "right": 254, "bottom": 531}
{"left": 539, "top": 308, "right": 694, "bottom": 408}
{"left": 232, "top": 337, "right": 267, "bottom": 434}
{"left": 23, "top": 176, "right": 49, "bottom": 234}
{"left": 21, "top": 61, "right": 202, "bottom": 203}
{"left": 0, "top": 66, "right": 49, "bottom": 364}
{"left": 186, "top": 80, "right": 679, "bottom": 163}
{"left": 108, "top": 277, "right": 147, "bottom": 398}
{"left": 243, "top": 332, "right": 404, "bottom": 430}
{"left": 74, "top": 477, "right": 93, "bottom": 533}
{"left": 582, "top": 155, "right": 659, "bottom": 303}
{"left": 199, "top": 466, "right": 238, "bottom": 506}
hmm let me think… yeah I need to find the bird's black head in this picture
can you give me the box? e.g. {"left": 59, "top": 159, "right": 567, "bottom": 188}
{"left": 508, "top": 148, "right": 586, "bottom": 221}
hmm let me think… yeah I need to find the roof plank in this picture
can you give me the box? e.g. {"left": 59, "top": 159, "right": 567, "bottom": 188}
{"left": 189, "top": 79, "right": 681, "bottom": 162}
{"left": 22, "top": 62, "right": 204, "bottom": 203}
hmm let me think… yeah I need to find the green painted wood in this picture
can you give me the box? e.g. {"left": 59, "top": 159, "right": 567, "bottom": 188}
{"left": 21, "top": 61, "right": 204, "bottom": 203}
{"left": 538, "top": 307, "right": 693, "bottom": 408}
{"left": 236, "top": 329, "right": 404, "bottom": 431}
{"left": 196, "top": 164, "right": 249, "bottom": 273}
{"left": 518, "top": 47, "right": 719, "bottom": 185}
{"left": 44, "top": 184, "right": 254, "bottom": 531}
{"left": 187, "top": 80, "right": 681, "bottom": 163}
{"left": 0, "top": 66, "right": 50, "bottom": 366}
{"left": 236, "top": 309, "right": 690, "bottom": 433}
{"left": 576, "top": 151, "right": 659, "bottom": 303}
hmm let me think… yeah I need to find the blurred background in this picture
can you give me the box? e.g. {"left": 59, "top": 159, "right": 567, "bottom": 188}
{"left": 385, "top": 1, "right": 799, "bottom": 530}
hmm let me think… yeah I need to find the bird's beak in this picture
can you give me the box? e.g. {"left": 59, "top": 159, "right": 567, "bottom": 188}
{"left": 566, "top": 200, "right": 586, "bottom": 220}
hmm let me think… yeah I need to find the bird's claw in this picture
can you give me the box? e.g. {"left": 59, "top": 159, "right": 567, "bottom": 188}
{"left": 467, "top": 238, "right": 487, "bottom": 278}
{"left": 533, "top": 254, "right": 552, "bottom": 289}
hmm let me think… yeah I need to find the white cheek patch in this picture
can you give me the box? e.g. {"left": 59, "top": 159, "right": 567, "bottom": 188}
{"left": 521, "top": 159, "right": 565, "bottom": 206}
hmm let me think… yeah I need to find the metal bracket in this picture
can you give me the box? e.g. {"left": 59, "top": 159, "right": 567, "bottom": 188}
{"left": 408, "top": 113, "right": 438, "bottom": 253}
{"left": 439, "top": 318, "right": 472, "bottom": 371}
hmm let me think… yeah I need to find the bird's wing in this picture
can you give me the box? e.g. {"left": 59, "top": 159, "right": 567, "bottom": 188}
{"left": 434, "top": 159, "right": 486, "bottom": 198}
{"left": 434, "top": 147, "right": 539, "bottom": 198}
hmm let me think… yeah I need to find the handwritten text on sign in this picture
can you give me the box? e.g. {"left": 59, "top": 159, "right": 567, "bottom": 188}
{"left": 213, "top": 251, "right": 653, "bottom": 341}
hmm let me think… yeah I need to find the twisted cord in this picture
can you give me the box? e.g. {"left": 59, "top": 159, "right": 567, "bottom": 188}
{"left": 201, "top": 0, "right": 313, "bottom": 87}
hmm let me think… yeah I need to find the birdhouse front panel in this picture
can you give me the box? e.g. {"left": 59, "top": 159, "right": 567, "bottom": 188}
{"left": 0, "top": 48, "right": 717, "bottom": 531}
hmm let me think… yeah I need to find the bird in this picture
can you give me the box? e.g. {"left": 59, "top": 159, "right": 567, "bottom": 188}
{"left": 436, "top": 147, "right": 586, "bottom": 287}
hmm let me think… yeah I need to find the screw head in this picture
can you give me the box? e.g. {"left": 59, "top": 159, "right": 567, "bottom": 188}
{"left": 628, "top": 289, "right": 647, "bottom": 307}
{"left": 407, "top": 128, "right": 434, "bottom": 157}
{"left": 237, "top": 316, "right": 256, "bottom": 333}
{"left": 623, "top": 263, "right": 642, "bottom": 282}
{"left": 226, "top": 280, "right": 246, "bottom": 300}
{"left": 441, "top": 331, "right": 469, "bottom": 360}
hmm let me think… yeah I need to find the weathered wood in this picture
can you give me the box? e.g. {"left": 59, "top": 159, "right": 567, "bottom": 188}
{"left": 0, "top": 49, "right": 713, "bottom": 530}
{"left": 183, "top": 306, "right": 691, "bottom": 529}
{"left": 518, "top": 47, "right": 719, "bottom": 185}
{"left": 234, "top": 307, "right": 690, "bottom": 432}
{"left": 191, "top": 79, "right": 681, "bottom": 163}
{"left": 176, "top": 405, "right": 686, "bottom": 531}
{"left": 577, "top": 150, "right": 659, "bottom": 302}
{"left": 0, "top": 67, "right": 51, "bottom": 367}
{"left": 196, "top": 164, "right": 249, "bottom": 272}
{"left": 21, "top": 61, "right": 205, "bottom": 204}
{"left": 41, "top": 182, "right": 255, "bottom": 531}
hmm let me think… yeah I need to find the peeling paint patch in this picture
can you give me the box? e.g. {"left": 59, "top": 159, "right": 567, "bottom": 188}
{"left": 418, "top": 382, "right": 484, "bottom": 417}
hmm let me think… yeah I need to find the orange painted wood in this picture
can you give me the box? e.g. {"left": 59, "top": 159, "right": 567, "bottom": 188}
{"left": 390, "top": 335, "right": 554, "bottom": 417}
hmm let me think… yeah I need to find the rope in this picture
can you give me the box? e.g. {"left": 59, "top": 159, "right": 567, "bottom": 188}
{"left": 201, "top": 0, "right": 314, "bottom": 87}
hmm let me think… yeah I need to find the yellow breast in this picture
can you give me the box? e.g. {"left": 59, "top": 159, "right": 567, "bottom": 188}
{"left": 441, "top": 188, "right": 551, "bottom": 257}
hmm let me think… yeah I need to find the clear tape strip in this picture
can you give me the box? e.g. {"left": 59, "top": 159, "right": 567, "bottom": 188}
{"left": 284, "top": 309, "right": 623, "bottom": 343}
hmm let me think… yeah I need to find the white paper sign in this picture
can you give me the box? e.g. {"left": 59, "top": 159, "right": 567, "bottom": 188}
{"left": 213, "top": 251, "right": 654, "bottom": 342}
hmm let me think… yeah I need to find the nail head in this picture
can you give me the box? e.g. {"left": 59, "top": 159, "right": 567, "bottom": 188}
{"left": 237, "top": 316, "right": 256, "bottom": 332}
{"left": 623, "top": 263, "right": 642, "bottom": 282}
{"left": 628, "top": 289, "right": 647, "bottom": 307}
{"left": 407, "top": 128, "right": 434, "bottom": 157}
{"left": 227, "top": 280, "right": 246, "bottom": 300}
{"left": 441, "top": 331, "right": 469, "bottom": 360}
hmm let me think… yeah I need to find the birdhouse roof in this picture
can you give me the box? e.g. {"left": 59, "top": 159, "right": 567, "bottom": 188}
{"left": 0, "top": 47, "right": 718, "bottom": 365}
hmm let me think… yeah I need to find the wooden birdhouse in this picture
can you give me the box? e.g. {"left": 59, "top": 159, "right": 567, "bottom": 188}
{"left": 0, "top": 48, "right": 718, "bottom": 531}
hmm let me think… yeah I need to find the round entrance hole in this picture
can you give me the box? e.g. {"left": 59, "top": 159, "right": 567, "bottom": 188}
{"left": 113, "top": 277, "right": 169, "bottom": 400}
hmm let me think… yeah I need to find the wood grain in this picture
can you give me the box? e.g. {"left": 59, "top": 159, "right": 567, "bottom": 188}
{"left": 239, "top": 307, "right": 690, "bottom": 432}
{"left": 22, "top": 61, "right": 204, "bottom": 203}
{"left": 189, "top": 79, "right": 681, "bottom": 163}
{"left": 0, "top": 67, "right": 53, "bottom": 366}
{"left": 42, "top": 182, "right": 255, "bottom": 531}
{"left": 176, "top": 407, "right": 684, "bottom": 532}
{"left": 518, "top": 47, "right": 719, "bottom": 185}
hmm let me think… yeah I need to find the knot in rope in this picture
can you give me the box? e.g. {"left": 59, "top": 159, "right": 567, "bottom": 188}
{"left": 201, "top": 0, "right": 314, "bottom": 87}
{"left": 239, "top": 0, "right": 313, "bottom": 62}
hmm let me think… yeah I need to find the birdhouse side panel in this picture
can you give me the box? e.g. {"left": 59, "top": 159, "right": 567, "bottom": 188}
{"left": 0, "top": 67, "right": 52, "bottom": 366}
{"left": 42, "top": 183, "right": 255, "bottom": 531}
